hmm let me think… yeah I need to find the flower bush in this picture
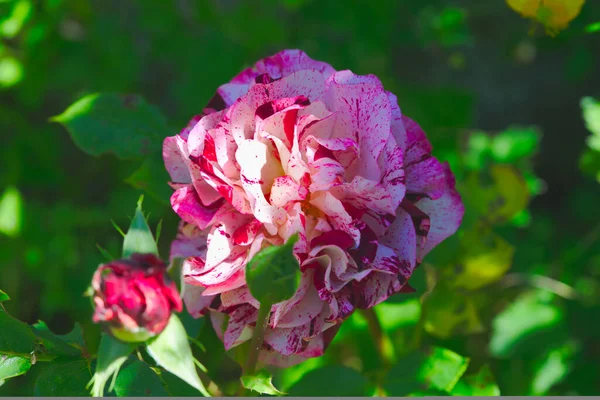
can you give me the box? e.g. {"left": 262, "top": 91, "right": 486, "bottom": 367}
{"left": 163, "top": 50, "right": 464, "bottom": 365}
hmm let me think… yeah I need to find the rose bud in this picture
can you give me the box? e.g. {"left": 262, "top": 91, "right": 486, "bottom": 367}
{"left": 91, "top": 253, "right": 183, "bottom": 343}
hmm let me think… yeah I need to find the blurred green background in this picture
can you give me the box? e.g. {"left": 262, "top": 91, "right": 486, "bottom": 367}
{"left": 2, "top": 0, "right": 600, "bottom": 396}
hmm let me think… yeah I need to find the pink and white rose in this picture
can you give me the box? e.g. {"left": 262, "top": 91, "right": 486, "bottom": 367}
{"left": 163, "top": 50, "right": 464, "bottom": 366}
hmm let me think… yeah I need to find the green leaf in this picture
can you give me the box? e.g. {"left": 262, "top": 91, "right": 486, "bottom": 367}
{"left": 242, "top": 369, "right": 285, "bottom": 395}
{"left": 0, "top": 186, "right": 23, "bottom": 238}
{"left": 490, "top": 126, "right": 540, "bottom": 163}
{"left": 489, "top": 290, "right": 566, "bottom": 358}
{"left": 585, "top": 21, "right": 600, "bottom": 33}
{"left": 275, "top": 357, "right": 325, "bottom": 393}
{"left": 384, "top": 347, "right": 469, "bottom": 396}
{"left": 288, "top": 365, "right": 370, "bottom": 396}
{"left": 0, "top": 0, "right": 33, "bottom": 38}
{"left": 0, "top": 290, "right": 9, "bottom": 302}
{"left": 0, "top": 56, "right": 24, "bottom": 88}
{"left": 122, "top": 196, "right": 158, "bottom": 258}
{"left": 114, "top": 360, "right": 169, "bottom": 396}
{"left": 581, "top": 97, "right": 600, "bottom": 139}
{"left": 245, "top": 234, "right": 300, "bottom": 305}
{"left": 451, "top": 365, "right": 500, "bottom": 396}
{"left": 579, "top": 148, "right": 600, "bottom": 182}
{"left": 0, "top": 309, "right": 37, "bottom": 355}
{"left": 34, "top": 359, "right": 92, "bottom": 396}
{"left": 423, "top": 282, "right": 484, "bottom": 339}
{"left": 374, "top": 298, "right": 421, "bottom": 332}
{"left": 161, "top": 370, "right": 204, "bottom": 396}
{"left": 194, "top": 318, "right": 242, "bottom": 393}
{"left": 0, "top": 355, "right": 31, "bottom": 380}
{"left": 529, "top": 341, "right": 578, "bottom": 395}
{"left": 88, "top": 334, "right": 136, "bottom": 397}
{"left": 51, "top": 93, "right": 169, "bottom": 160}
{"left": 146, "top": 314, "right": 210, "bottom": 397}
{"left": 31, "top": 321, "right": 81, "bottom": 358}
{"left": 447, "top": 227, "right": 515, "bottom": 291}
{"left": 463, "top": 165, "right": 529, "bottom": 223}
{"left": 179, "top": 310, "right": 205, "bottom": 339}
{"left": 58, "top": 324, "right": 87, "bottom": 350}
{"left": 125, "top": 154, "right": 172, "bottom": 204}
{"left": 463, "top": 131, "right": 492, "bottom": 170}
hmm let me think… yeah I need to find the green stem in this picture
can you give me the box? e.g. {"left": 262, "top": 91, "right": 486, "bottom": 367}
{"left": 359, "top": 308, "right": 395, "bottom": 367}
{"left": 243, "top": 302, "right": 271, "bottom": 375}
{"left": 236, "top": 302, "right": 271, "bottom": 397}
{"left": 0, "top": 350, "right": 55, "bottom": 363}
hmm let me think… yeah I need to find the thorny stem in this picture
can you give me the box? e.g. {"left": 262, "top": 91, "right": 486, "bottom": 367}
{"left": 359, "top": 308, "right": 395, "bottom": 367}
{"left": 237, "top": 301, "right": 271, "bottom": 396}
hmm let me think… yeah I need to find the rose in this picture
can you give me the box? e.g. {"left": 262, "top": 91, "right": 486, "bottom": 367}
{"left": 91, "top": 253, "right": 183, "bottom": 342}
{"left": 164, "top": 50, "right": 464, "bottom": 365}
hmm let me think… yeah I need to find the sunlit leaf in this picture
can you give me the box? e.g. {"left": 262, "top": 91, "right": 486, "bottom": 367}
{"left": 275, "top": 357, "right": 325, "bottom": 393}
{"left": 374, "top": 298, "right": 421, "bottom": 332}
{"left": 288, "top": 365, "right": 370, "bottom": 396}
{"left": 0, "top": 355, "right": 31, "bottom": 381}
{"left": 490, "top": 126, "right": 540, "bottom": 163}
{"left": 0, "top": 290, "right": 9, "bottom": 302}
{"left": 384, "top": 347, "right": 469, "bottom": 395}
{"left": 0, "top": 0, "right": 33, "bottom": 38}
{"left": 88, "top": 334, "right": 136, "bottom": 397}
{"left": 245, "top": 233, "right": 300, "bottom": 305}
{"left": 113, "top": 360, "right": 169, "bottom": 396}
{"left": 0, "top": 186, "right": 23, "bottom": 237}
{"left": 0, "top": 57, "right": 24, "bottom": 88}
{"left": 451, "top": 365, "right": 500, "bottom": 396}
{"left": 146, "top": 314, "right": 210, "bottom": 397}
{"left": 51, "top": 93, "right": 169, "bottom": 160}
{"left": 122, "top": 196, "right": 158, "bottom": 258}
{"left": 489, "top": 290, "right": 566, "bottom": 358}
{"left": 585, "top": 21, "right": 600, "bottom": 33}
{"left": 242, "top": 369, "right": 285, "bottom": 395}
{"left": 463, "top": 131, "right": 492, "bottom": 170}
{"left": 581, "top": 97, "right": 600, "bottom": 150}
{"left": 530, "top": 341, "right": 578, "bottom": 395}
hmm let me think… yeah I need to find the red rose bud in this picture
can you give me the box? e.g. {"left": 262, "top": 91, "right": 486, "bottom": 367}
{"left": 91, "top": 253, "right": 183, "bottom": 342}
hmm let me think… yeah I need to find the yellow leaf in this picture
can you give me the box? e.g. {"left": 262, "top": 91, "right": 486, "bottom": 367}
{"left": 423, "top": 282, "right": 484, "bottom": 339}
{"left": 507, "top": 0, "right": 542, "bottom": 18}
{"left": 444, "top": 227, "right": 515, "bottom": 291}
{"left": 464, "top": 165, "right": 529, "bottom": 223}
{"left": 506, "top": 0, "right": 585, "bottom": 34}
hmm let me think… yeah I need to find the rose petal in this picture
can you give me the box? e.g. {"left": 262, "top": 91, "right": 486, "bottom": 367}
{"left": 171, "top": 185, "right": 222, "bottom": 230}
{"left": 324, "top": 71, "right": 390, "bottom": 181}
{"left": 218, "top": 50, "right": 336, "bottom": 106}
{"left": 182, "top": 283, "right": 215, "bottom": 318}
{"left": 224, "top": 304, "right": 257, "bottom": 350}
{"left": 415, "top": 163, "right": 464, "bottom": 261}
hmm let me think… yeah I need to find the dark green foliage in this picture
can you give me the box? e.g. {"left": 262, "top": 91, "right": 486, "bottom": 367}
{"left": 1, "top": 0, "right": 600, "bottom": 396}
{"left": 245, "top": 234, "right": 300, "bottom": 305}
